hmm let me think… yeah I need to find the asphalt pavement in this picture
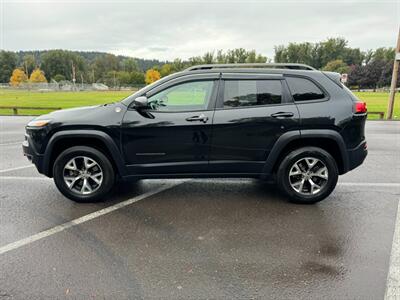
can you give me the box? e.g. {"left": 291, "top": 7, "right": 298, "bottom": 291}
{"left": 0, "top": 116, "right": 399, "bottom": 299}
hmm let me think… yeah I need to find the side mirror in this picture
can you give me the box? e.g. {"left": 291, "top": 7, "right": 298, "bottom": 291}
{"left": 133, "top": 96, "right": 148, "bottom": 109}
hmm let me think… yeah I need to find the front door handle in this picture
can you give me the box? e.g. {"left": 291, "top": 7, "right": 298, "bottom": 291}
{"left": 271, "top": 112, "right": 294, "bottom": 118}
{"left": 186, "top": 113, "right": 209, "bottom": 123}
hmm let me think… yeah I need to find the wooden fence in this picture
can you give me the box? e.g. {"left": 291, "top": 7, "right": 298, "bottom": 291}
{"left": 0, "top": 106, "right": 62, "bottom": 116}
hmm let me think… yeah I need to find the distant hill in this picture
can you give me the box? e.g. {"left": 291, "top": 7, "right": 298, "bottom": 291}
{"left": 15, "top": 50, "right": 165, "bottom": 71}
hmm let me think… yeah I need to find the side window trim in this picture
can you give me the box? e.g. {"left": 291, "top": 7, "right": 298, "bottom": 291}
{"left": 284, "top": 75, "right": 330, "bottom": 103}
{"left": 215, "top": 79, "right": 293, "bottom": 110}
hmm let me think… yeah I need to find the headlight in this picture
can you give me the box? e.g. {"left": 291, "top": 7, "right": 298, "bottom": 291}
{"left": 27, "top": 119, "right": 52, "bottom": 127}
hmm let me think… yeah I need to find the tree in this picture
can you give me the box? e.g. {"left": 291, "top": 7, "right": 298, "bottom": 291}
{"left": 274, "top": 42, "right": 318, "bottom": 67}
{"left": 202, "top": 51, "right": 215, "bottom": 64}
{"left": 347, "top": 65, "right": 364, "bottom": 90}
{"left": 130, "top": 71, "right": 145, "bottom": 84}
{"left": 53, "top": 74, "right": 66, "bottom": 82}
{"left": 145, "top": 69, "right": 161, "bottom": 84}
{"left": 322, "top": 59, "right": 350, "bottom": 74}
{"left": 29, "top": 68, "right": 47, "bottom": 83}
{"left": 160, "top": 64, "right": 172, "bottom": 77}
{"left": 372, "top": 47, "right": 395, "bottom": 62}
{"left": 22, "top": 54, "right": 36, "bottom": 76}
{"left": 115, "top": 71, "right": 131, "bottom": 86}
{"left": 318, "top": 37, "right": 348, "bottom": 67}
{"left": 363, "top": 60, "right": 386, "bottom": 91}
{"left": 9, "top": 68, "right": 28, "bottom": 86}
{"left": 92, "top": 54, "right": 119, "bottom": 82}
{"left": 379, "top": 61, "right": 399, "bottom": 88}
{"left": 41, "top": 50, "right": 86, "bottom": 81}
{"left": 103, "top": 71, "right": 118, "bottom": 87}
{"left": 246, "top": 50, "right": 267, "bottom": 63}
{"left": 274, "top": 38, "right": 364, "bottom": 69}
{"left": 120, "top": 58, "right": 140, "bottom": 72}
{"left": 0, "top": 51, "right": 18, "bottom": 83}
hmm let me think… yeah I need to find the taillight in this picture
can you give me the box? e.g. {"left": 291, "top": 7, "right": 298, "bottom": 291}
{"left": 354, "top": 101, "right": 367, "bottom": 114}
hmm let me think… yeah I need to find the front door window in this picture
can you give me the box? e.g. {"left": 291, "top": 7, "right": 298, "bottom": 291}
{"left": 147, "top": 81, "right": 214, "bottom": 111}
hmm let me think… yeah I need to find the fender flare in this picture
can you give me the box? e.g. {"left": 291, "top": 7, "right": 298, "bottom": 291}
{"left": 43, "top": 130, "right": 127, "bottom": 177}
{"left": 262, "top": 129, "right": 349, "bottom": 175}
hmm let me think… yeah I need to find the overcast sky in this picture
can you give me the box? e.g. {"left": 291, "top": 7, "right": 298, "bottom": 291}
{"left": 0, "top": 0, "right": 399, "bottom": 61}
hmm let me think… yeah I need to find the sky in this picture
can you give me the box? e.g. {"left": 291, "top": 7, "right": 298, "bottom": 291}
{"left": 0, "top": 0, "right": 399, "bottom": 61}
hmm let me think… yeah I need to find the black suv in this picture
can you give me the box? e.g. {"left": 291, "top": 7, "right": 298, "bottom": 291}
{"left": 22, "top": 63, "right": 367, "bottom": 204}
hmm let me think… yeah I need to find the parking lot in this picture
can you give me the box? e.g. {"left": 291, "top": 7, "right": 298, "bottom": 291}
{"left": 0, "top": 116, "right": 399, "bottom": 299}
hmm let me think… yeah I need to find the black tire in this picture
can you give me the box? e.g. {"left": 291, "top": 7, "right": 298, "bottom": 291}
{"left": 276, "top": 147, "right": 338, "bottom": 204}
{"left": 53, "top": 146, "right": 115, "bottom": 202}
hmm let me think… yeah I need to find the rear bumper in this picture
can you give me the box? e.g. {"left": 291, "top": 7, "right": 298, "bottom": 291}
{"left": 347, "top": 140, "right": 368, "bottom": 172}
{"left": 22, "top": 134, "right": 45, "bottom": 174}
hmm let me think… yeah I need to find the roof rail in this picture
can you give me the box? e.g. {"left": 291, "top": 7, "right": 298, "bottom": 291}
{"left": 185, "top": 63, "right": 316, "bottom": 71}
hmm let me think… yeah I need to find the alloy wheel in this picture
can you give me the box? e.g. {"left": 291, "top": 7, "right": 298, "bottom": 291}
{"left": 63, "top": 156, "right": 103, "bottom": 195}
{"left": 288, "top": 157, "right": 329, "bottom": 195}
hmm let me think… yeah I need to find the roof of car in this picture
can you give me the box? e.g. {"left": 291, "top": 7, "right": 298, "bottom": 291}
{"left": 177, "top": 63, "right": 320, "bottom": 76}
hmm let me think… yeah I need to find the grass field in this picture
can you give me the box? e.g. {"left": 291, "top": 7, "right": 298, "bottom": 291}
{"left": 0, "top": 89, "right": 398, "bottom": 120}
{"left": 353, "top": 92, "right": 399, "bottom": 120}
{"left": 0, "top": 90, "right": 133, "bottom": 116}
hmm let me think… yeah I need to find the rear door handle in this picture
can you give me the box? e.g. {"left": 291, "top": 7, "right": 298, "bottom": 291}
{"left": 186, "top": 113, "right": 209, "bottom": 123}
{"left": 271, "top": 112, "right": 294, "bottom": 118}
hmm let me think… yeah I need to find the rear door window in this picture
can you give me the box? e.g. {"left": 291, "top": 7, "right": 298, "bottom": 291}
{"left": 286, "top": 77, "right": 325, "bottom": 102}
{"left": 223, "top": 80, "right": 282, "bottom": 108}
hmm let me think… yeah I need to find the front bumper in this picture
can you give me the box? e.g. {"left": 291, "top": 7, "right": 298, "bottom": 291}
{"left": 22, "top": 134, "right": 45, "bottom": 174}
{"left": 347, "top": 140, "right": 368, "bottom": 171}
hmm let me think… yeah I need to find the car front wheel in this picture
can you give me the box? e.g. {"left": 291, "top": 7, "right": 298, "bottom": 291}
{"left": 53, "top": 146, "right": 115, "bottom": 202}
{"left": 277, "top": 147, "right": 338, "bottom": 204}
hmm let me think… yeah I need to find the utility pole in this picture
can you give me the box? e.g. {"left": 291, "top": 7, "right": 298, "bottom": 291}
{"left": 71, "top": 61, "right": 76, "bottom": 91}
{"left": 387, "top": 27, "right": 400, "bottom": 119}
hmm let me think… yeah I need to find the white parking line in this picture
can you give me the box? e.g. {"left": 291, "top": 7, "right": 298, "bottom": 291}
{"left": 0, "top": 165, "right": 34, "bottom": 173}
{"left": 0, "top": 177, "right": 397, "bottom": 256}
{"left": 0, "top": 176, "right": 50, "bottom": 181}
{"left": 0, "top": 180, "right": 184, "bottom": 256}
{"left": 0, "top": 141, "right": 22, "bottom": 146}
{"left": 339, "top": 182, "right": 400, "bottom": 188}
{"left": 385, "top": 199, "right": 400, "bottom": 299}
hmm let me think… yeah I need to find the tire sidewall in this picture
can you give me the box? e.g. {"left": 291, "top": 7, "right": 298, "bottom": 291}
{"left": 277, "top": 147, "right": 338, "bottom": 204}
{"left": 53, "top": 146, "right": 115, "bottom": 202}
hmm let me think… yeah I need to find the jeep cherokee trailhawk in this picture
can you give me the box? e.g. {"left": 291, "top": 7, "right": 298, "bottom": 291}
{"left": 23, "top": 63, "right": 367, "bottom": 204}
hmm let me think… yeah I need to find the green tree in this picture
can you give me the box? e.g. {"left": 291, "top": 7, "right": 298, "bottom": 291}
{"left": 53, "top": 74, "right": 66, "bottom": 82}
{"left": 22, "top": 54, "right": 36, "bottom": 76}
{"left": 322, "top": 59, "right": 350, "bottom": 74}
{"left": 274, "top": 38, "right": 364, "bottom": 69}
{"left": 160, "top": 63, "right": 172, "bottom": 77}
{"left": 41, "top": 50, "right": 86, "bottom": 81}
{"left": 93, "top": 54, "right": 119, "bottom": 81}
{"left": 116, "top": 71, "right": 131, "bottom": 86}
{"left": 372, "top": 47, "right": 395, "bottom": 62}
{"left": 202, "top": 51, "right": 215, "bottom": 64}
{"left": 246, "top": 50, "right": 267, "bottom": 63}
{"left": 120, "top": 58, "right": 140, "bottom": 72}
{"left": 0, "top": 51, "right": 18, "bottom": 83}
{"left": 130, "top": 71, "right": 145, "bottom": 84}
{"left": 170, "top": 58, "right": 186, "bottom": 72}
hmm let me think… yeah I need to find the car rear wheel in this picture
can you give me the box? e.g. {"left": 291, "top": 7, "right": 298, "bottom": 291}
{"left": 277, "top": 147, "right": 338, "bottom": 204}
{"left": 53, "top": 146, "right": 115, "bottom": 202}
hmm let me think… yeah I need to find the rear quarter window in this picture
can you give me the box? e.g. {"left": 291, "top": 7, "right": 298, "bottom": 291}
{"left": 286, "top": 77, "right": 325, "bottom": 102}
